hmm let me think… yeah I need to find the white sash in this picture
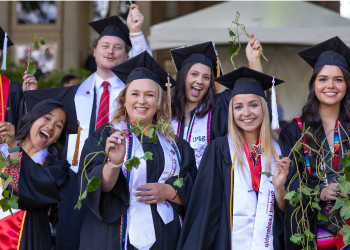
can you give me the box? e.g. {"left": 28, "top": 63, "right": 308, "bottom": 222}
{"left": 67, "top": 73, "right": 124, "bottom": 172}
{"left": 171, "top": 109, "right": 211, "bottom": 168}
{"left": 228, "top": 136, "right": 280, "bottom": 250}
{"left": 0, "top": 143, "right": 49, "bottom": 219}
{"left": 113, "top": 122, "right": 181, "bottom": 250}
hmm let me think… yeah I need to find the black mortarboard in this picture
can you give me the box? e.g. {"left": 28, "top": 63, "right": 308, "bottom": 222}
{"left": 24, "top": 86, "right": 78, "bottom": 134}
{"left": 214, "top": 66, "right": 284, "bottom": 100}
{"left": 298, "top": 36, "right": 350, "bottom": 72}
{"left": 170, "top": 41, "right": 223, "bottom": 75}
{"left": 0, "top": 26, "right": 13, "bottom": 49}
{"left": 89, "top": 16, "right": 131, "bottom": 46}
{"left": 111, "top": 51, "right": 176, "bottom": 90}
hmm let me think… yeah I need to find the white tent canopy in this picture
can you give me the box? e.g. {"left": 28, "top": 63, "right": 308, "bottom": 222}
{"left": 149, "top": 1, "right": 350, "bottom": 50}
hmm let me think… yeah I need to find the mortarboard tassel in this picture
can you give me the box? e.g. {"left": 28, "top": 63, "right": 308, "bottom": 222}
{"left": 1, "top": 32, "right": 8, "bottom": 70}
{"left": 270, "top": 77, "right": 279, "bottom": 130}
{"left": 166, "top": 74, "right": 172, "bottom": 123}
{"left": 216, "top": 57, "right": 220, "bottom": 92}
{"left": 72, "top": 121, "right": 81, "bottom": 166}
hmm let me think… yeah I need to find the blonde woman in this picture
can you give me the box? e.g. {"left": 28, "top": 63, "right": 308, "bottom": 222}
{"left": 176, "top": 67, "right": 290, "bottom": 250}
{"left": 78, "top": 51, "right": 197, "bottom": 250}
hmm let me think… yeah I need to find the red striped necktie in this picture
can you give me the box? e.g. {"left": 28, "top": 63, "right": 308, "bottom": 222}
{"left": 96, "top": 81, "right": 110, "bottom": 130}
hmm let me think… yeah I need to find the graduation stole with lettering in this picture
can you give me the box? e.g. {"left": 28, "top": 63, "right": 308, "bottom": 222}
{"left": 172, "top": 108, "right": 211, "bottom": 168}
{"left": 0, "top": 142, "right": 48, "bottom": 250}
{"left": 114, "top": 122, "right": 182, "bottom": 250}
{"left": 228, "top": 136, "right": 281, "bottom": 250}
{"left": 0, "top": 74, "right": 10, "bottom": 122}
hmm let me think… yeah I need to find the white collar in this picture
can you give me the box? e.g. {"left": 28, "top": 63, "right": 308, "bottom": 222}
{"left": 94, "top": 73, "right": 119, "bottom": 89}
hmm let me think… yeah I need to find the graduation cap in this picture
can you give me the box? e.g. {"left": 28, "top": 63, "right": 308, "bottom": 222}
{"left": 111, "top": 51, "right": 177, "bottom": 90}
{"left": 170, "top": 41, "right": 223, "bottom": 76}
{"left": 24, "top": 86, "right": 78, "bottom": 135}
{"left": 89, "top": 15, "right": 131, "bottom": 46}
{"left": 0, "top": 26, "right": 14, "bottom": 71}
{"left": 215, "top": 66, "right": 284, "bottom": 130}
{"left": 298, "top": 36, "right": 350, "bottom": 72}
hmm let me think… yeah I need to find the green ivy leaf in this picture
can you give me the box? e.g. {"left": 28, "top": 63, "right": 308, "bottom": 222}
{"left": 291, "top": 192, "right": 303, "bottom": 203}
{"left": 130, "top": 126, "right": 141, "bottom": 136}
{"left": 3, "top": 190, "right": 9, "bottom": 198}
{"left": 339, "top": 225, "right": 350, "bottom": 246}
{"left": 86, "top": 176, "right": 101, "bottom": 192}
{"left": 301, "top": 186, "right": 313, "bottom": 196}
{"left": 116, "top": 1, "right": 121, "bottom": 7}
{"left": 294, "top": 142, "right": 302, "bottom": 152}
{"left": 173, "top": 177, "right": 184, "bottom": 188}
{"left": 340, "top": 199, "right": 350, "bottom": 220}
{"left": 284, "top": 190, "right": 296, "bottom": 200}
{"left": 0, "top": 171, "right": 9, "bottom": 180}
{"left": 279, "top": 155, "right": 284, "bottom": 159}
{"left": 34, "top": 41, "right": 39, "bottom": 49}
{"left": 148, "top": 136, "right": 158, "bottom": 143}
{"left": 28, "top": 61, "right": 36, "bottom": 75}
{"left": 2, "top": 175, "right": 13, "bottom": 190}
{"left": 260, "top": 172, "right": 273, "bottom": 178}
{"left": 317, "top": 212, "right": 328, "bottom": 222}
{"left": 331, "top": 198, "right": 345, "bottom": 213}
{"left": 149, "top": 128, "right": 155, "bottom": 137}
{"left": 312, "top": 202, "right": 321, "bottom": 211}
{"left": 298, "top": 156, "right": 305, "bottom": 163}
{"left": 40, "top": 39, "right": 45, "bottom": 45}
{"left": 6, "top": 107, "right": 10, "bottom": 110}
{"left": 8, "top": 159, "right": 19, "bottom": 165}
{"left": 0, "top": 196, "right": 19, "bottom": 215}
{"left": 142, "top": 152, "right": 153, "bottom": 161}
{"left": 228, "top": 30, "right": 235, "bottom": 37}
{"left": 290, "top": 234, "right": 303, "bottom": 245}
{"left": 125, "top": 156, "right": 141, "bottom": 171}
{"left": 228, "top": 46, "right": 239, "bottom": 56}
{"left": 337, "top": 176, "right": 350, "bottom": 196}
{"left": 302, "top": 123, "right": 306, "bottom": 134}
{"left": 302, "top": 247, "right": 311, "bottom": 250}
{"left": 0, "top": 158, "right": 9, "bottom": 168}
{"left": 74, "top": 200, "right": 82, "bottom": 210}
{"left": 303, "top": 230, "right": 315, "bottom": 241}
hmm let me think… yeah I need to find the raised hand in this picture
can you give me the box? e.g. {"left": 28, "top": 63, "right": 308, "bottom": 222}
{"left": 22, "top": 71, "right": 38, "bottom": 91}
{"left": 0, "top": 121, "right": 16, "bottom": 147}
{"left": 105, "top": 131, "right": 126, "bottom": 165}
{"left": 127, "top": 4, "right": 144, "bottom": 35}
{"left": 272, "top": 157, "right": 291, "bottom": 190}
{"left": 245, "top": 33, "right": 263, "bottom": 64}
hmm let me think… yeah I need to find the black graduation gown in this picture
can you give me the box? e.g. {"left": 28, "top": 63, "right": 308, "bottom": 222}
{"left": 5, "top": 151, "right": 70, "bottom": 250}
{"left": 177, "top": 90, "right": 232, "bottom": 141}
{"left": 4, "top": 80, "right": 24, "bottom": 129}
{"left": 56, "top": 83, "right": 97, "bottom": 250}
{"left": 279, "top": 119, "right": 349, "bottom": 250}
{"left": 78, "top": 124, "right": 197, "bottom": 250}
{"left": 176, "top": 136, "right": 285, "bottom": 250}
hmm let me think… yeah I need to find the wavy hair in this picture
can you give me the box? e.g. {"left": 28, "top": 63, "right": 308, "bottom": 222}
{"left": 301, "top": 65, "right": 350, "bottom": 154}
{"left": 171, "top": 61, "right": 217, "bottom": 121}
{"left": 228, "top": 95, "right": 277, "bottom": 173}
{"left": 112, "top": 80, "right": 175, "bottom": 142}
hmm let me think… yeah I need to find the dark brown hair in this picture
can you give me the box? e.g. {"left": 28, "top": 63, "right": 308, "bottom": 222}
{"left": 302, "top": 65, "right": 350, "bottom": 153}
{"left": 171, "top": 61, "right": 217, "bottom": 121}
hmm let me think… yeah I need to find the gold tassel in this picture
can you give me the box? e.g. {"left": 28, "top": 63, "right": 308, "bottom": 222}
{"left": 72, "top": 120, "right": 81, "bottom": 166}
{"left": 215, "top": 57, "right": 220, "bottom": 93}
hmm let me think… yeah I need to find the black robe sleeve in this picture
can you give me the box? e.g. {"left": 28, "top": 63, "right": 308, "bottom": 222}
{"left": 16, "top": 151, "right": 70, "bottom": 210}
{"left": 210, "top": 90, "right": 232, "bottom": 141}
{"left": 176, "top": 138, "right": 225, "bottom": 250}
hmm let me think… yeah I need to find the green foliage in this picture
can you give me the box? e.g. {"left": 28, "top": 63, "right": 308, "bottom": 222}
{"left": 173, "top": 177, "right": 184, "bottom": 188}
{"left": 0, "top": 196, "right": 19, "bottom": 216}
{"left": 27, "top": 61, "right": 36, "bottom": 75}
{"left": 260, "top": 172, "right": 273, "bottom": 178}
{"left": 317, "top": 213, "right": 328, "bottom": 222}
{"left": 125, "top": 156, "right": 141, "bottom": 171}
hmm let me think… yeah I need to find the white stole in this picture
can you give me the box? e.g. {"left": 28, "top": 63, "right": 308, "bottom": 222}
{"left": 67, "top": 72, "right": 124, "bottom": 172}
{"left": 228, "top": 136, "right": 281, "bottom": 250}
{"left": 113, "top": 122, "right": 181, "bottom": 250}
{"left": 171, "top": 109, "right": 211, "bottom": 168}
{"left": 0, "top": 143, "right": 49, "bottom": 219}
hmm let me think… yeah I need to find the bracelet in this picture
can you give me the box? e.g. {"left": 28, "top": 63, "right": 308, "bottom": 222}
{"left": 171, "top": 189, "right": 178, "bottom": 200}
{"left": 130, "top": 31, "right": 142, "bottom": 37}
{"left": 8, "top": 146, "right": 20, "bottom": 153}
{"left": 107, "top": 158, "right": 124, "bottom": 170}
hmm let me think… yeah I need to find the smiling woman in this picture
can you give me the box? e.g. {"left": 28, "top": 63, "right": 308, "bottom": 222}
{"left": 0, "top": 98, "right": 75, "bottom": 250}
{"left": 78, "top": 51, "right": 197, "bottom": 250}
{"left": 279, "top": 36, "right": 350, "bottom": 250}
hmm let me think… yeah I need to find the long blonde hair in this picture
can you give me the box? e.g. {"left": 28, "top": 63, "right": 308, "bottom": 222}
{"left": 228, "top": 95, "right": 276, "bottom": 172}
{"left": 112, "top": 80, "right": 175, "bottom": 142}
